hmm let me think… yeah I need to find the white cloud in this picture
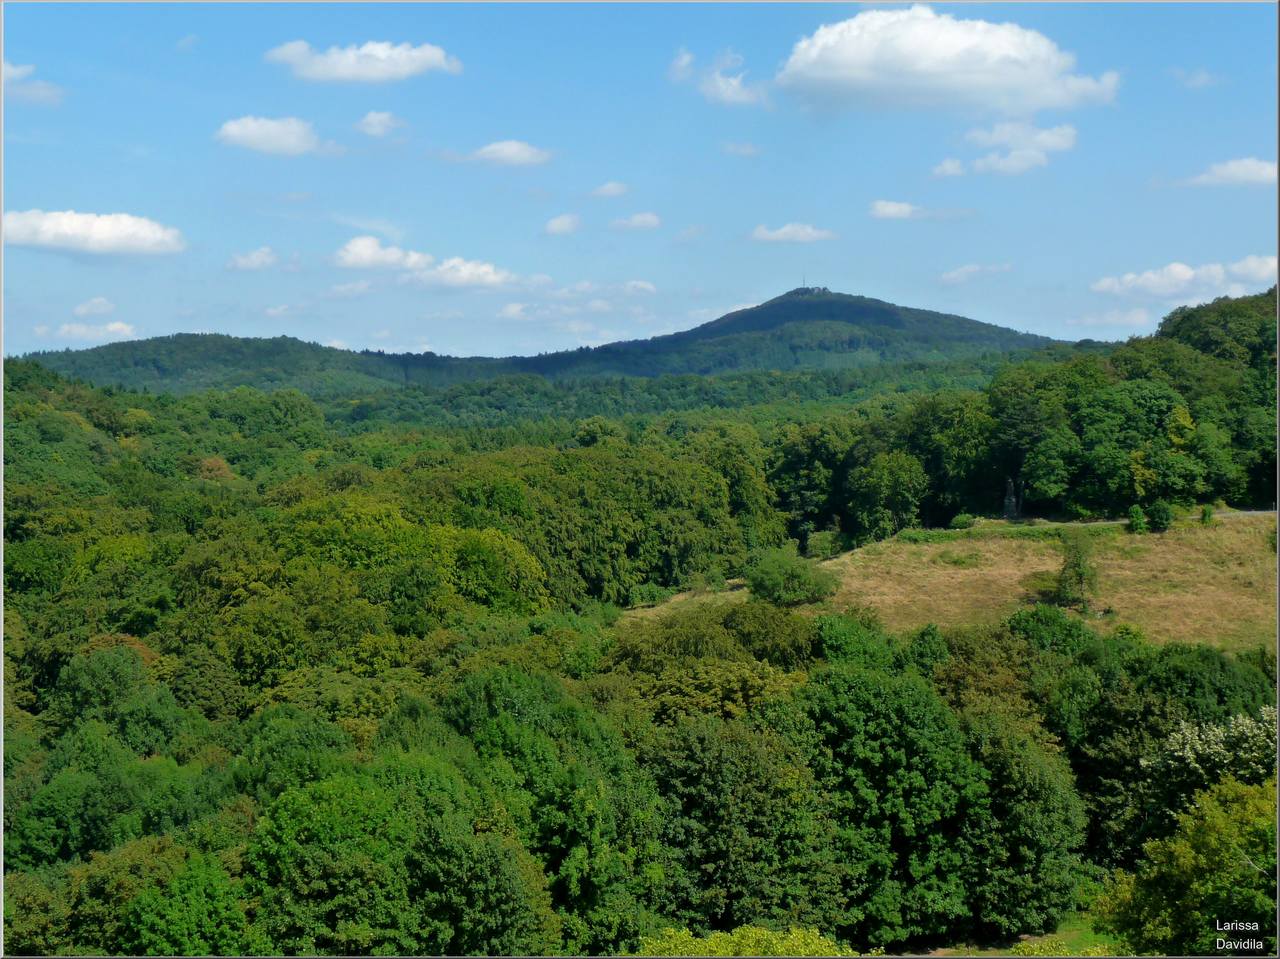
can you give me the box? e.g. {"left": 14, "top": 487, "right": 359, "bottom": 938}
{"left": 472, "top": 140, "right": 551, "bottom": 166}
{"left": 966, "top": 121, "right": 1076, "bottom": 175}
{"left": 4, "top": 209, "right": 185, "bottom": 254}
{"left": 586, "top": 298, "right": 613, "bottom": 313}
{"left": 669, "top": 48, "right": 695, "bottom": 82}
{"left": 592, "top": 181, "right": 628, "bottom": 197}
{"left": 3, "top": 61, "right": 63, "bottom": 105}
{"left": 73, "top": 296, "right": 115, "bottom": 317}
{"left": 776, "top": 5, "right": 1117, "bottom": 114}
{"left": 499, "top": 303, "right": 527, "bottom": 319}
{"left": 612, "top": 212, "right": 661, "bottom": 231}
{"left": 545, "top": 213, "right": 581, "bottom": 236}
{"left": 933, "top": 157, "right": 965, "bottom": 177}
{"left": 940, "top": 263, "right": 1011, "bottom": 284}
{"left": 57, "top": 320, "right": 135, "bottom": 341}
{"left": 870, "top": 200, "right": 923, "bottom": 220}
{"left": 1092, "top": 255, "right": 1277, "bottom": 298}
{"left": 410, "top": 256, "right": 516, "bottom": 288}
{"left": 356, "top": 110, "right": 404, "bottom": 136}
{"left": 265, "top": 305, "right": 290, "bottom": 317}
{"left": 329, "top": 280, "right": 372, "bottom": 298}
{"left": 724, "top": 142, "right": 760, "bottom": 157}
{"left": 265, "top": 39, "right": 461, "bottom": 82}
{"left": 1187, "top": 157, "right": 1277, "bottom": 186}
{"left": 216, "top": 116, "right": 319, "bottom": 155}
{"left": 1068, "top": 308, "right": 1153, "bottom": 332}
{"left": 623, "top": 279, "right": 657, "bottom": 295}
{"left": 751, "top": 222, "right": 836, "bottom": 243}
{"left": 700, "top": 53, "right": 766, "bottom": 106}
{"left": 1229, "top": 254, "right": 1279, "bottom": 283}
{"left": 325, "top": 338, "right": 350, "bottom": 350}
{"left": 4, "top": 61, "right": 35, "bottom": 82}
{"left": 1172, "top": 67, "right": 1217, "bottom": 89}
{"left": 227, "top": 246, "right": 278, "bottom": 270}
{"left": 335, "top": 235, "right": 433, "bottom": 270}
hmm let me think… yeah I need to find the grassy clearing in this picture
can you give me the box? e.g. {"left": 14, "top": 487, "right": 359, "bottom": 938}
{"left": 627, "top": 512, "right": 1276, "bottom": 651}
{"left": 931, "top": 912, "right": 1117, "bottom": 957}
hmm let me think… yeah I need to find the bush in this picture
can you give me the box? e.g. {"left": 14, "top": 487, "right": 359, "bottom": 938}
{"left": 1199, "top": 503, "right": 1215, "bottom": 525}
{"left": 1146, "top": 499, "right": 1174, "bottom": 532}
{"left": 744, "top": 546, "right": 837, "bottom": 607}
{"left": 638, "top": 925, "right": 859, "bottom": 957}
{"left": 948, "top": 513, "right": 976, "bottom": 530}
{"left": 1126, "top": 505, "right": 1148, "bottom": 534}
{"left": 804, "top": 530, "right": 844, "bottom": 560}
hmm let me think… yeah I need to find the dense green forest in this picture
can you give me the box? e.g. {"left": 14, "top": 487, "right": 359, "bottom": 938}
{"left": 25, "top": 288, "right": 1056, "bottom": 396}
{"left": 3, "top": 288, "right": 1276, "bottom": 956}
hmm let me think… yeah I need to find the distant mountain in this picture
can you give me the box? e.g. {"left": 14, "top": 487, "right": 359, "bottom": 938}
{"left": 22, "top": 287, "right": 1059, "bottom": 396}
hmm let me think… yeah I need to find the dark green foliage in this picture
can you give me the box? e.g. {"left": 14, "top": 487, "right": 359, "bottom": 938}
{"left": 1126, "top": 504, "right": 1148, "bottom": 533}
{"left": 948, "top": 512, "right": 976, "bottom": 530}
{"left": 744, "top": 546, "right": 837, "bottom": 607}
{"left": 1147, "top": 499, "right": 1174, "bottom": 531}
{"left": 1053, "top": 530, "right": 1098, "bottom": 611}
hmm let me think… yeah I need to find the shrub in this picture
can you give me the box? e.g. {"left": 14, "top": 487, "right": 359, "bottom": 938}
{"left": 948, "top": 512, "right": 976, "bottom": 530}
{"left": 1146, "top": 499, "right": 1174, "bottom": 532}
{"left": 1126, "top": 505, "right": 1148, "bottom": 534}
{"left": 638, "top": 925, "right": 859, "bottom": 957}
{"left": 744, "top": 546, "right": 837, "bottom": 607}
{"left": 1054, "top": 531, "right": 1099, "bottom": 611}
{"left": 805, "top": 530, "right": 844, "bottom": 560}
{"left": 1199, "top": 503, "right": 1215, "bottom": 525}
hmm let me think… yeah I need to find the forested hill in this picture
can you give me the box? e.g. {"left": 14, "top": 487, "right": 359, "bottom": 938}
{"left": 22, "top": 287, "right": 1057, "bottom": 396}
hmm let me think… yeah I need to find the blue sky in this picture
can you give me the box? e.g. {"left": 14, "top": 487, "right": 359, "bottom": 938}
{"left": 4, "top": 2, "right": 1277, "bottom": 357}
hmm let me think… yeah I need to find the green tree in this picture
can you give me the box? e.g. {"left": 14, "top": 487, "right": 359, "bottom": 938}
{"left": 1054, "top": 530, "right": 1098, "bottom": 611}
{"left": 122, "top": 853, "right": 252, "bottom": 955}
{"left": 846, "top": 450, "right": 929, "bottom": 542}
{"left": 1095, "top": 777, "right": 1277, "bottom": 956}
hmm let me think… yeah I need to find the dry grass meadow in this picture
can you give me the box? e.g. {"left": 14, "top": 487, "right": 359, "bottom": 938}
{"left": 628, "top": 511, "right": 1277, "bottom": 651}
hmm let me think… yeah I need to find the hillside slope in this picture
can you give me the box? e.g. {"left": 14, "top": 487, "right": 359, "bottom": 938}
{"left": 22, "top": 287, "right": 1056, "bottom": 395}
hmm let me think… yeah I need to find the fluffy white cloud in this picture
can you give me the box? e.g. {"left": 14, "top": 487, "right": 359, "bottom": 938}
{"left": 499, "top": 303, "right": 527, "bottom": 319}
{"left": 265, "top": 40, "right": 460, "bottom": 81}
{"left": 1092, "top": 255, "right": 1277, "bottom": 297}
{"left": 335, "top": 235, "right": 432, "bottom": 270}
{"left": 545, "top": 213, "right": 581, "bottom": 235}
{"left": 933, "top": 157, "right": 965, "bottom": 177}
{"left": 940, "top": 263, "right": 1012, "bottom": 284}
{"left": 869, "top": 200, "right": 923, "bottom": 220}
{"left": 56, "top": 320, "right": 135, "bottom": 341}
{"left": 216, "top": 116, "right": 319, "bottom": 155}
{"left": 1229, "top": 254, "right": 1279, "bottom": 283}
{"left": 700, "top": 53, "right": 766, "bottom": 106}
{"left": 356, "top": 110, "right": 405, "bottom": 136}
{"left": 3, "top": 61, "right": 63, "bottom": 105}
{"left": 612, "top": 212, "right": 661, "bottom": 231}
{"left": 592, "top": 181, "right": 628, "bottom": 197}
{"left": 669, "top": 48, "right": 695, "bottom": 82}
{"left": 623, "top": 279, "right": 657, "bottom": 295}
{"left": 73, "top": 296, "right": 115, "bottom": 317}
{"left": 966, "top": 121, "right": 1076, "bottom": 175}
{"left": 472, "top": 140, "right": 551, "bottom": 166}
{"left": 776, "top": 5, "right": 1117, "bottom": 114}
{"left": 724, "top": 142, "right": 760, "bottom": 157}
{"left": 325, "top": 338, "right": 350, "bottom": 350}
{"left": 413, "top": 256, "right": 516, "bottom": 288}
{"left": 751, "top": 222, "right": 836, "bottom": 243}
{"left": 329, "top": 280, "right": 372, "bottom": 298}
{"left": 227, "top": 246, "right": 278, "bottom": 270}
{"left": 1187, "top": 158, "right": 1277, "bottom": 186}
{"left": 4, "top": 209, "right": 185, "bottom": 254}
